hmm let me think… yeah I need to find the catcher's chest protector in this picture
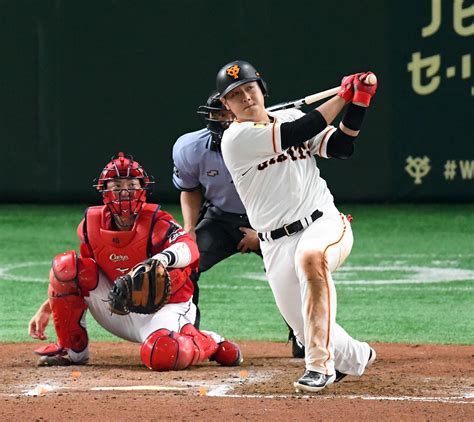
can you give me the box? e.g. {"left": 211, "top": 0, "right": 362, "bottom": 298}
{"left": 84, "top": 204, "right": 159, "bottom": 281}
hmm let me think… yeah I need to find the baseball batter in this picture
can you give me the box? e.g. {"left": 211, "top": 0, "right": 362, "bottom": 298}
{"left": 216, "top": 60, "right": 377, "bottom": 392}
{"left": 28, "top": 152, "right": 242, "bottom": 370}
{"left": 172, "top": 92, "right": 304, "bottom": 357}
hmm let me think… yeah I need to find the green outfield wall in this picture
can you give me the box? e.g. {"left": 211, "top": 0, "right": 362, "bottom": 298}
{"left": 1, "top": 0, "right": 472, "bottom": 203}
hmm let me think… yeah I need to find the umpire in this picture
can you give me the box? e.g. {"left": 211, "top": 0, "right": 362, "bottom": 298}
{"left": 172, "top": 92, "right": 304, "bottom": 358}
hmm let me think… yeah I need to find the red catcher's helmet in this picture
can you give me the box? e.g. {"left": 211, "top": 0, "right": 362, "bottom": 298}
{"left": 95, "top": 152, "right": 153, "bottom": 219}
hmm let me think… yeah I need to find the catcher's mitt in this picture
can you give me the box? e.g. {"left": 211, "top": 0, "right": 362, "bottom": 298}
{"left": 107, "top": 259, "right": 171, "bottom": 315}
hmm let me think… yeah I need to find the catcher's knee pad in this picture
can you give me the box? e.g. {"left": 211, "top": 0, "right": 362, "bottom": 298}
{"left": 49, "top": 250, "right": 98, "bottom": 297}
{"left": 49, "top": 294, "right": 88, "bottom": 352}
{"left": 140, "top": 329, "right": 196, "bottom": 371}
{"left": 179, "top": 324, "right": 218, "bottom": 363}
{"left": 211, "top": 340, "right": 243, "bottom": 367}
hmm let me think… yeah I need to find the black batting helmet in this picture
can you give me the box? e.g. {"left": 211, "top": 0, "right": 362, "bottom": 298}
{"left": 216, "top": 60, "right": 268, "bottom": 98}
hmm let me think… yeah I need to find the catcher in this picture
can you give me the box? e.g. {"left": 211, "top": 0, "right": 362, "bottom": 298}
{"left": 28, "top": 152, "right": 242, "bottom": 370}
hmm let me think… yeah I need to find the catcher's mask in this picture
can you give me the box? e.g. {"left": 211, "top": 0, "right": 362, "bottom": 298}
{"left": 216, "top": 60, "right": 268, "bottom": 99}
{"left": 196, "top": 91, "right": 233, "bottom": 149}
{"left": 94, "top": 152, "right": 154, "bottom": 220}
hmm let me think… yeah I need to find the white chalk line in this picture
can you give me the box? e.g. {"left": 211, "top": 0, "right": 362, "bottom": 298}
{"left": 0, "top": 261, "right": 49, "bottom": 282}
{"left": 90, "top": 385, "right": 188, "bottom": 392}
{"left": 17, "top": 382, "right": 474, "bottom": 405}
{"left": 214, "top": 393, "right": 473, "bottom": 404}
{"left": 20, "top": 384, "right": 188, "bottom": 396}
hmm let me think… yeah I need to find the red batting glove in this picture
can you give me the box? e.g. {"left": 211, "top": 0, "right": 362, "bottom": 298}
{"left": 352, "top": 71, "right": 377, "bottom": 107}
{"left": 337, "top": 74, "right": 356, "bottom": 103}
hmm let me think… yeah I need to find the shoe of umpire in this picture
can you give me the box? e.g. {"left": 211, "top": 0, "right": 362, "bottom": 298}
{"left": 289, "top": 331, "right": 305, "bottom": 358}
{"left": 294, "top": 370, "right": 336, "bottom": 393}
{"left": 334, "top": 347, "right": 376, "bottom": 383}
{"left": 292, "top": 337, "right": 305, "bottom": 359}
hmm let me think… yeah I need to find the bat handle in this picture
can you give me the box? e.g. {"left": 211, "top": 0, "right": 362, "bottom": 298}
{"left": 304, "top": 87, "right": 339, "bottom": 106}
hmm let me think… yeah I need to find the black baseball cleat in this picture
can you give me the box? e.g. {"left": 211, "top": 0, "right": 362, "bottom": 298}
{"left": 335, "top": 347, "right": 376, "bottom": 383}
{"left": 294, "top": 370, "right": 336, "bottom": 393}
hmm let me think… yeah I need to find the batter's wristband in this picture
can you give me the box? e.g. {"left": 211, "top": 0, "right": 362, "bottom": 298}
{"left": 342, "top": 104, "right": 367, "bottom": 131}
{"left": 353, "top": 91, "right": 372, "bottom": 107}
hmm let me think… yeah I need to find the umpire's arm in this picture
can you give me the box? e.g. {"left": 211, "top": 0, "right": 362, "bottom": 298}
{"left": 180, "top": 190, "right": 203, "bottom": 241}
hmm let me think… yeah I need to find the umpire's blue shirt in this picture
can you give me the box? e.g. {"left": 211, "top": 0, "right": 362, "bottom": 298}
{"left": 172, "top": 128, "right": 246, "bottom": 214}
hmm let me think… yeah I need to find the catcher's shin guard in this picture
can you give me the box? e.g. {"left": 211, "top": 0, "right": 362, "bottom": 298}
{"left": 179, "top": 324, "right": 219, "bottom": 364}
{"left": 211, "top": 340, "right": 243, "bottom": 366}
{"left": 46, "top": 250, "right": 97, "bottom": 352}
{"left": 140, "top": 329, "right": 198, "bottom": 371}
{"left": 48, "top": 294, "right": 88, "bottom": 352}
{"left": 140, "top": 324, "right": 220, "bottom": 371}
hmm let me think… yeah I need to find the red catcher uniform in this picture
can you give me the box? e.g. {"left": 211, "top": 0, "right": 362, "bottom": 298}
{"left": 34, "top": 152, "right": 242, "bottom": 371}
{"left": 78, "top": 203, "right": 196, "bottom": 304}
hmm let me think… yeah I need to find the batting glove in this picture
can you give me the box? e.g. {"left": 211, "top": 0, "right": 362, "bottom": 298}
{"left": 352, "top": 72, "right": 377, "bottom": 107}
{"left": 337, "top": 74, "right": 356, "bottom": 103}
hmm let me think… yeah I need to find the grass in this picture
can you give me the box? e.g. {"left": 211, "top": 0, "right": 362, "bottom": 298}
{"left": 0, "top": 203, "right": 473, "bottom": 345}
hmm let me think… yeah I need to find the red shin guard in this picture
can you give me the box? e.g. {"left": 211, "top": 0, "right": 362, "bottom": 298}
{"left": 211, "top": 340, "right": 243, "bottom": 366}
{"left": 179, "top": 324, "right": 219, "bottom": 364}
{"left": 141, "top": 329, "right": 196, "bottom": 371}
{"left": 140, "top": 324, "right": 219, "bottom": 371}
{"left": 46, "top": 250, "right": 96, "bottom": 353}
{"left": 48, "top": 294, "right": 88, "bottom": 352}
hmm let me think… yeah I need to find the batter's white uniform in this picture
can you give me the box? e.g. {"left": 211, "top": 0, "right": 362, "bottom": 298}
{"left": 221, "top": 108, "right": 370, "bottom": 376}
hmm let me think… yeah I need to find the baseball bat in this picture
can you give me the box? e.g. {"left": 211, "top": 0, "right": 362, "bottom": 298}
{"left": 267, "top": 87, "right": 339, "bottom": 112}
{"left": 267, "top": 73, "right": 377, "bottom": 112}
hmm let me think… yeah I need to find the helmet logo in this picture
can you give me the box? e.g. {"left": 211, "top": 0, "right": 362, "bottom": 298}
{"left": 226, "top": 65, "right": 240, "bottom": 80}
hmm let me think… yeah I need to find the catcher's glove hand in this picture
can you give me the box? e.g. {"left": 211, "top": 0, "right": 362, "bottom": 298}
{"left": 107, "top": 259, "right": 171, "bottom": 315}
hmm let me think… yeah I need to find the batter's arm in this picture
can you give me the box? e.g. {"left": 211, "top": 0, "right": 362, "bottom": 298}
{"left": 315, "top": 95, "right": 346, "bottom": 126}
{"left": 180, "top": 190, "right": 203, "bottom": 241}
{"left": 279, "top": 95, "right": 347, "bottom": 151}
{"left": 279, "top": 72, "right": 360, "bottom": 150}
{"left": 326, "top": 104, "right": 369, "bottom": 159}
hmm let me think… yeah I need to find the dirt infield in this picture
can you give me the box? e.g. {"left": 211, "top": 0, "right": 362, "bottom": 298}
{"left": 1, "top": 342, "right": 473, "bottom": 421}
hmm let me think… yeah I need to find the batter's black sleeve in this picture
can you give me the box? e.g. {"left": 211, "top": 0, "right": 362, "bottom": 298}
{"left": 280, "top": 110, "right": 327, "bottom": 150}
{"left": 327, "top": 104, "right": 368, "bottom": 159}
{"left": 326, "top": 130, "right": 356, "bottom": 159}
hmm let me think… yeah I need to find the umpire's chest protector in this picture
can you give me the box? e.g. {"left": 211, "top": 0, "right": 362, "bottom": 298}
{"left": 83, "top": 204, "right": 159, "bottom": 283}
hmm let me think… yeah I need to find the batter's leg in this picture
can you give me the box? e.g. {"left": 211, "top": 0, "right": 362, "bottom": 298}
{"left": 260, "top": 236, "right": 306, "bottom": 350}
{"left": 296, "top": 213, "right": 372, "bottom": 376}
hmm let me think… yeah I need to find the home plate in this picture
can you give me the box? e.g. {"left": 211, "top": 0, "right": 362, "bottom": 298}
{"left": 90, "top": 385, "right": 189, "bottom": 392}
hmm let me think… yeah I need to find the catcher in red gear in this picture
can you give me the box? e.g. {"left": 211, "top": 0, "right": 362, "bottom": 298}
{"left": 28, "top": 152, "right": 242, "bottom": 370}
